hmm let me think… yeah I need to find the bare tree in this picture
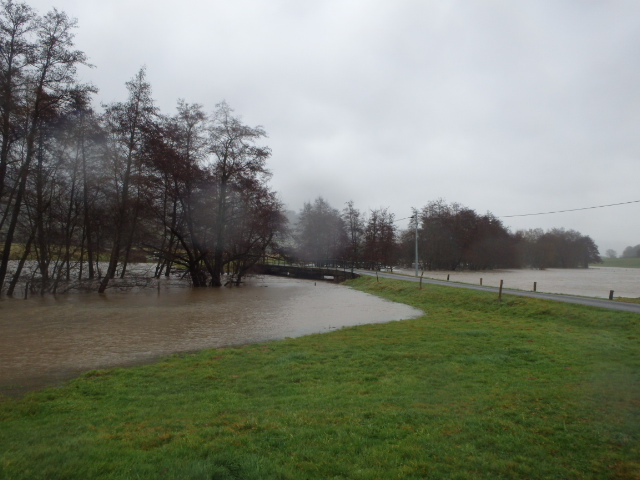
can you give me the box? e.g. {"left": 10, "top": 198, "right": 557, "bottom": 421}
{"left": 0, "top": 5, "right": 92, "bottom": 292}
{"left": 225, "top": 185, "right": 286, "bottom": 285}
{"left": 154, "top": 101, "right": 209, "bottom": 278}
{"left": 98, "top": 67, "right": 155, "bottom": 293}
{"left": 0, "top": 0, "right": 36, "bottom": 202}
{"left": 0, "top": 4, "right": 286, "bottom": 294}
{"left": 143, "top": 101, "right": 283, "bottom": 288}
{"left": 207, "top": 101, "right": 271, "bottom": 286}
{"left": 144, "top": 101, "right": 210, "bottom": 286}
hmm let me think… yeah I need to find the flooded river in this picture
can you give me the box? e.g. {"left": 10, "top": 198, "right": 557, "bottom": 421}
{"left": 0, "top": 276, "right": 422, "bottom": 396}
{"left": 2, "top": 267, "right": 637, "bottom": 396}
{"left": 397, "top": 266, "right": 640, "bottom": 299}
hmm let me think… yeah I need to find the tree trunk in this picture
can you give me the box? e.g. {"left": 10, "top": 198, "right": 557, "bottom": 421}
{"left": 0, "top": 140, "right": 34, "bottom": 292}
{"left": 34, "top": 135, "right": 51, "bottom": 293}
{"left": 80, "top": 121, "right": 95, "bottom": 280}
{"left": 211, "top": 178, "right": 228, "bottom": 287}
{"left": 6, "top": 231, "right": 35, "bottom": 296}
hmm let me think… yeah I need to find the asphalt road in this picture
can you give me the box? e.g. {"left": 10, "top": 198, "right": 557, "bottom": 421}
{"left": 355, "top": 270, "right": 640, "bottom": 314}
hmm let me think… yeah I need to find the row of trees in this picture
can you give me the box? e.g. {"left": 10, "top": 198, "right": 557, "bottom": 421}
{"left": 289, "top": 198, "right": 601, "bottom": 271}
{"left": 514, "top": 227, "right": 601, "bottom": 269}
{"left": 407, "top": 200, "right": 517, "bottom": 271}
{"left": 0, "top": 1, "right": 286, "bottom": 295}
{"left": 291, "top": 198, "right": 397, "bottom": 270}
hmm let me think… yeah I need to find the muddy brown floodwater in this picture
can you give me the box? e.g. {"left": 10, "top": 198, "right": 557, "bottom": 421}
{"left": 396, "top": 266, "right": 640, "bottom": 299}
{"left": 0, "top": 276, "right": 422, "bottom": 396}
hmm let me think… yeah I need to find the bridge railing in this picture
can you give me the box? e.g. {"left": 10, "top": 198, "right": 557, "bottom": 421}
{"left": 255, "top": 256, "right": 361, "bottom": 281}
{"left": 257, "top": 254, "right": 396, "bottom": 272}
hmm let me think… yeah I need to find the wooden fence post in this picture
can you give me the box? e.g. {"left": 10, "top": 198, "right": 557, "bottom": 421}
{"left": 609, "top": 290, "right": 614, "bottom": 300}
{"left": 498, "top": 280, "right": 503, "bottom": 301}
{"left": 533, "top": 281, "right": 537, "bottom": 292}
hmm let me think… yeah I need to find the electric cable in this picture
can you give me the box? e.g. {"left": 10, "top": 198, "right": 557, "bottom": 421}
{"left": 500, "top": 200, "right": 640, "bottom": 218}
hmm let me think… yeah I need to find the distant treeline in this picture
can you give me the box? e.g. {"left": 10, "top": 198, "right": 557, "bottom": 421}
{"left": 622, "top": 244, "right": 640, "bottom": 258}
{"left": 286, "top": 198, "right": 601, "bottom": 271}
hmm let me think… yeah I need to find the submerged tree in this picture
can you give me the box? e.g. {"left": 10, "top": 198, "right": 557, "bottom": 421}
{"left": 207, "top": 101, "right": 273, "bottom": 286}
{"left": 0, "top": 3, "right": 93, "bottom": 293}
{"left": 224, "top": 185, "right": 286, "bottom": 285}
{"left": 0, "top": 2, "right": 285, "bottom": 294}
{"left": 143, "top": 101, "right": 284, "bottom": 287}
{"left": 146, "top": 100, "right": 209, "bottom": 281}
{"left": 97, "top": 68, "right": 156, "bottom": 293}
{"left": 0, "top": 0, "right": 36, "bottom": 203}
{"left": 517, "top": 228, "right": 601, "bottom": 269}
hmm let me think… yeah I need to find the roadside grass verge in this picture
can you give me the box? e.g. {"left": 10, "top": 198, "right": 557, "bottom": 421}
{"left": 616, "top": 297, "right": 640, "bottom": 304}
{"left": 1, "top": 276, "right": 639, "bottom": 479}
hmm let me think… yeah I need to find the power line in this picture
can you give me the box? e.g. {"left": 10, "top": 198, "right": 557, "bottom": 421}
{"left": 394, "top": 200, "right": 639, "bottom": 224}
{"left": 500, "top": 200, "right": 640, "bottom": 218}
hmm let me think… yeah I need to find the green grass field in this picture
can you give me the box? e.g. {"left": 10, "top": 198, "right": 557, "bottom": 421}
{"left": 1, "top": 276, "right": 639, "bottom": 479}
{"left": 596, "top": 257, "right": 640, "bottom": 268}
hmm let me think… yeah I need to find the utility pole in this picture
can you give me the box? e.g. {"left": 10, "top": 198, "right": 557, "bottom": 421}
{"left": 413, "top": 211, "right": 419, "bottom": 277}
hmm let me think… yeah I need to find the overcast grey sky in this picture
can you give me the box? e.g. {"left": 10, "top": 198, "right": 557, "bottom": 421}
{"left": 29, "top": 0, "right": 640, "bottom": 254}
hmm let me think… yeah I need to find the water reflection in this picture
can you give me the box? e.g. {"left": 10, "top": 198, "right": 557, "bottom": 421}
{"left": 0, "top": 277, "right": 422, "bottom": 395}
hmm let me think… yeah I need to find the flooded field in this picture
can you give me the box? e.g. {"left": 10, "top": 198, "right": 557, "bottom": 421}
{"left": 2, "top": 266, "right": 637, "bottom": 396}
{"left": 397, "top": 266, "right": 640, "bottom": 299}
{"left": 0, "top": 276, "right": 422, "bottom": 395}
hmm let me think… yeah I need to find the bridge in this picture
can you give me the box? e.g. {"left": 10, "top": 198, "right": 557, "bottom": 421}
{"left": 254, "top": 261, "right": 359, "bottom": 283}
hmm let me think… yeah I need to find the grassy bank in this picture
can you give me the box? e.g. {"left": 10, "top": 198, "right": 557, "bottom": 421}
{"left": 1, "top": 277, "right": 639, "bottom": 479}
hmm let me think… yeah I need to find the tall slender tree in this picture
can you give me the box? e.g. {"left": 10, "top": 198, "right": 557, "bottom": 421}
{"left": 207, "top": 101, "right": 271, "bottom": 286}
{"left": 342, "top": 200, "right": 364, "bottom": 269}
{"left": 98, "top": 67, "right": 155, "bottom": 293}
{"left": 0, "top": 0, "right": 36, "bottom": 202}
{"left": 144, "top": 101, "right": 210, "bottom": 284}
{"left": 0, "top": 5, "right": 92, "bottom": 292}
